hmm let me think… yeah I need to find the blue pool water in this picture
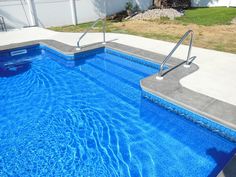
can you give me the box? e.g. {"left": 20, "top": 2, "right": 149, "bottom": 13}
{"left": 0, "top": 45, "right": 235, "bottom": 177}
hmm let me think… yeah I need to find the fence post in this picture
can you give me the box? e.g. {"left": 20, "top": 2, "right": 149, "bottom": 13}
{"left": 227, "top": 0, "right": 231, "bottom": 7}
{"left": 26, "top": 0, "right": 38, "bottom": 26}
{"left": 70, "top": 0, "right": 77, "bottom": 25}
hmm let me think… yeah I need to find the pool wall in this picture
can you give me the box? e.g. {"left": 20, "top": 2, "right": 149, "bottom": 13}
{"left": 0, "top": 44, "right": 41, "bottom": 62}
{"left": 142, "top": 90, "right": 236, "bottom": 142}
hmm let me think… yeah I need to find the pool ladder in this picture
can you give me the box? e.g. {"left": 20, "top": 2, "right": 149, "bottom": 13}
{"left": 156, "top": 30, "right": 194, "bottom": 80}
{"left": 76, "top": 18, "right": 106, "bottom": 50}
{"left": 0, "top": 16, "right": 7, "bottom": 32}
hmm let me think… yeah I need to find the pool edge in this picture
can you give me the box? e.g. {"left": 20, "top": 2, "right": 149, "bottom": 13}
{"left": 1, "top": 40, "right": 236, "bottom": 132}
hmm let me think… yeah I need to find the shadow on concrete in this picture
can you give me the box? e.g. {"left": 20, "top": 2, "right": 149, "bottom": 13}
{"left": 219, "top": 155, "right": 236, "bottom": 177}
{"left": 207, "top": 148, "right": 236, "bottom": 177}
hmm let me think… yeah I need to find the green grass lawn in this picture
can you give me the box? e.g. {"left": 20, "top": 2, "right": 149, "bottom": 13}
{"left": 51, "top": 21, "right": 112, "bottom": 33}
{"left": 177, "top": 7, "right": 236, "bottom": 25}
{"left": 49, "top": 7, "right": 236, "bottom": 53}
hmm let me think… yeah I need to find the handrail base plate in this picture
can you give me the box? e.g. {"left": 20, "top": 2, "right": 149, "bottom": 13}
{"left": 184, "top": 64, "right": 191, "bottom": 68}
{"left": 156, "top": 75, "right": 163, "bottom": 80}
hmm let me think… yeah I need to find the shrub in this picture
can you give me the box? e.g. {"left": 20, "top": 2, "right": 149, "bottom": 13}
{"left": 125, "top": 1, "right": 133, "bottom": 11}
{"left": 156, "top": 0, "right": 191, "bottom": 8}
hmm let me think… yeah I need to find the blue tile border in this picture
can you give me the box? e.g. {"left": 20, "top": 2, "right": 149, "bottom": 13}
{"left": 105, "top": 48, "right": 163, "bottom": 70}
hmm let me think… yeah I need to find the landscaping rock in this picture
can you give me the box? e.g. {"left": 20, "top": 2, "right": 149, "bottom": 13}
{"left": 130, "top": 8, "right": 184, "bottom": 20}
{"left": 231, "top": 17, "right": 236, "bottom": 24}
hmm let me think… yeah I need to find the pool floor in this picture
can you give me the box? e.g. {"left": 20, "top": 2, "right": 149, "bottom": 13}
{"left": 0, "top": 47, "right": 235, "bottom": 176}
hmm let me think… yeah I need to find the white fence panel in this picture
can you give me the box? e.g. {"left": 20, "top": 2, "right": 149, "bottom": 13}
{"left": 0, "top": 0, "right": 153, "bottom": 29}
{"left": 34, "top": 0, "right": 73, "bottom": 28}
{"left": 0, "top": 0, "right": 30, "bottom": 29}
{"left": 74, "top": 0, "right": 152, "bottom": 24}
{"left": 75, "top": 0, "right": 101, "bottom": 24}
{"left": 191, "top": 0, "right": 236, "bottom": 7}
{"left": 229, "top": 0, "right": 236, "bottom": 6}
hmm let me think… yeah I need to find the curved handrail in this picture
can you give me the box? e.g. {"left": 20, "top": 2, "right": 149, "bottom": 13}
{"left": 0, "top": 16, "right": 7, "bottom": 32}
{"left": 156, "top": 30, "right": 194, "bottom": 79}
{"left": 77, "top": 18, "right": 106, "bottom": 50}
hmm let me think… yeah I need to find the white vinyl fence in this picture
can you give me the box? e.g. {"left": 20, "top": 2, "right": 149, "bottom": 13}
{"left": 1, "top": 0, "right": 235, "bottom": 29}
{"left": 0, "top": 0, "right": 152, "bottom": 29}
{"left": 191, "top": 0, "right": 236, "bottom": 7}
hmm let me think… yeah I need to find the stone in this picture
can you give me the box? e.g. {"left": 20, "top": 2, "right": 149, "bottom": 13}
{"left": 130, "top": 8, "right": 184, "bottom": 20}
{"left": 231, "top": 17, "right": 236, "bottom": 24}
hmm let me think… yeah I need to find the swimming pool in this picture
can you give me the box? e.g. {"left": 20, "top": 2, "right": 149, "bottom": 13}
{"left": 0, "top": 44, "right": 235, "bottom": 176}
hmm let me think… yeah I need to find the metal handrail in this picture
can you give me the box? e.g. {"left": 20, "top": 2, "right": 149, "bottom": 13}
{"left": 77, "top": 18, "right": 106, "bottom": 50}
{"left": 156, "top": 30, "right": 194, "bottom": 80}
{"left": 0, "top": 16, "right": 7, "bottom": 32}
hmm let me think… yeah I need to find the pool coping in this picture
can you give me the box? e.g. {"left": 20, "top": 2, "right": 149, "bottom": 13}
{"left": 1, "top": 40, "right": 236, "bottom": 131}
{"left": 1, "top": 39, "right": 236, "bottom": 176}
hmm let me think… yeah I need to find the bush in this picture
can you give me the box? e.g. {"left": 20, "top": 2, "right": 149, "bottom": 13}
{"left": 125, "top": 1, "right": 133, "bottom": 11}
